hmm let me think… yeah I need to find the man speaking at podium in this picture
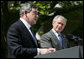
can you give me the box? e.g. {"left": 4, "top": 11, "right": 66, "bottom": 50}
{"left": 7, "top": 3, "right": 56, "bottom": 58}
{"left": 40, "top": 15, "right": 70, "bottom": 50}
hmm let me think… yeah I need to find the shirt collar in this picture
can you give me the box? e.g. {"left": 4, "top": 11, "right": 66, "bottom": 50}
{"left": 20, "top": 18, "right": 31, "bottom": 29}
{"left": 52, "top": 28, "right": 61, "bottom": 36}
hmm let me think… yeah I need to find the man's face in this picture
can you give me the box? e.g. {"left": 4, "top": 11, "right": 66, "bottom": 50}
{"left": 27, "top": 8, "right": 38, "bottom": 25}
{"left": 52, "top": 17, "right": 66, "bottom": 33}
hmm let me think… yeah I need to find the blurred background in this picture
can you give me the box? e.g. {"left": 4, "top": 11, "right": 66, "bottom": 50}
{"left": 1, "top": 1, "right": 83, "bottom": 58}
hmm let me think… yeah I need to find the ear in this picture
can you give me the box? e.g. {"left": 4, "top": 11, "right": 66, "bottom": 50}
{"left": 24, "top": 10, "right": 27, "bottom": 15}
{"left": 52, "top": 21, "right": 54, "bottom": 25}
{"left": 24, "top": 10, "right": 28, "bottom": 17}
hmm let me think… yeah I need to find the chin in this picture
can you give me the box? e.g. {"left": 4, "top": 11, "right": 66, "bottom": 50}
{"left": 33, "top": 22, "right": 36, "bottom": 25}
{"left": 55, "top": 30, "right": 58, "bottom": 33}
{"left": 34, "top": 21, "right": 37, "bottom": 24}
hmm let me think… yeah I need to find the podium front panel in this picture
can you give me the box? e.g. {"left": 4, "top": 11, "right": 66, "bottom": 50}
{"left": 34, "top": 46, "right": 83, "bottom": 58}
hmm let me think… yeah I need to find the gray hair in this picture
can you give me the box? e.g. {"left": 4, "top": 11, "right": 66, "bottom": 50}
{"left": 53, "top": 15, "right": 67, "bottom": 25}
{"left": 20, "top": 3, "right": 38, "bottom": 17}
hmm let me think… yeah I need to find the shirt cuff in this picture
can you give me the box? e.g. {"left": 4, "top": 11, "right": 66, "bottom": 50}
{"left": 37, "top": 48, "right": 40, "bottom": 55}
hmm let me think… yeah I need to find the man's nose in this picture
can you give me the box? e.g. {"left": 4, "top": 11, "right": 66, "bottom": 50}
{"left": 37, "top": 14, "right": 38, "bottom": 17}
{"left": 35, "top": 14, "right": 38, "bottom": 18}
{"left": 59, "top": 24, "right": 62, "bottom": 27}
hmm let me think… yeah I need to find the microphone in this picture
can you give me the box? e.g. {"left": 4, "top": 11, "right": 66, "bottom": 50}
{"left": 66, "top": 34, "right": 83, "bottom": 44}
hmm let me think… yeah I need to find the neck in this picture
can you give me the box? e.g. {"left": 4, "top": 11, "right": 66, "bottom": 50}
{"left": 21, "top": 16, "right": 32, "bottom": 26}
{"left": 53, "top": 28, "right": 60, "bottom": 33}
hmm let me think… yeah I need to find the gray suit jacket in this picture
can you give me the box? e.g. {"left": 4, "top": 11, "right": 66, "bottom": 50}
{"left": 40, "top": 30, "right": 70, "bottom": 50}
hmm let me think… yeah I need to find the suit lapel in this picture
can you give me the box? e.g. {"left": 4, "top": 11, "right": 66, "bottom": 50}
{"left": 50, "top": 30, "right": 62, "bottom": 49}
{"left": 18, "top": 20, "right": 38, "bottom": 47}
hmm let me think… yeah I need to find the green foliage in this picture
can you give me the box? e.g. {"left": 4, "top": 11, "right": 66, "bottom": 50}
{"left": 36, "top": 1, "right": 51, "bottom": 15}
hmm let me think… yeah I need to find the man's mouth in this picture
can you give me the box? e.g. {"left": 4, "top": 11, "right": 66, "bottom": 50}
{"left": 35, "top": 18, "right": 37, "bottom": 21}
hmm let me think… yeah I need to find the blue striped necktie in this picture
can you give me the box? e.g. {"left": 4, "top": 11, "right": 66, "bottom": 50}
{"left": 30, "top": 27, "right": 38, "bottom": 47}
{"left": 58, "top": 34, "right": 62, "bottom": 47}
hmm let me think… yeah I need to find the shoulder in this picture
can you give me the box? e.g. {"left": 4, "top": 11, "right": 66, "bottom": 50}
{"left": 41, "top": 31, "right": 50, "bottom": 37}
{"left": 8, "top": 20, "right": 22, "bottom": 30}
{"left": 7, "top": 20, "right": 22, "bottom": 33}
{"left": 11, "top": 20, "right": 21, "bottom": 27}
{"left": 41, "top": 30, "right": 52, "bottom": 39}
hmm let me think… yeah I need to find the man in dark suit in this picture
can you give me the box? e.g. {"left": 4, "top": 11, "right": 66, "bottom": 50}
{"left": 7, "top": 3, "right": 56, "bottom": 58}
{"left": 40, "top": 15, "right": 70, "bottom": 51}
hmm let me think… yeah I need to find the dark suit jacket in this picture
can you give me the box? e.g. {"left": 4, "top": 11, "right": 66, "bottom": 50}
{"left": 7, "top": 20, "right": 38, "bottom": 58}
{"left": 40, "top": 30, "right": 70, "bottom": 51}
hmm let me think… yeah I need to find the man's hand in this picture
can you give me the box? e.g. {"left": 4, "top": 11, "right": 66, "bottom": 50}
{"left": 38, "top": 48, "right": 56, "bottom": 55}
{"left": 47, "top": 48, "right": 56, "bottom": 53}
